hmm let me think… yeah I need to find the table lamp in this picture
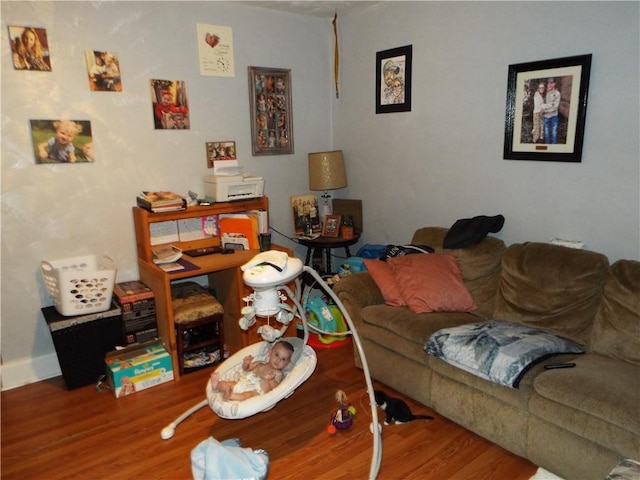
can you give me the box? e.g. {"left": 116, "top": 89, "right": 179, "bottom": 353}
{"left": 308, "top": 150, "right": 347, "bottom": 225}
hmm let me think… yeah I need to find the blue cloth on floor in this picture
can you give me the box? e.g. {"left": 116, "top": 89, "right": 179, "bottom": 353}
{"left": 191, "top": 437, "right": 269, "bottom": 480}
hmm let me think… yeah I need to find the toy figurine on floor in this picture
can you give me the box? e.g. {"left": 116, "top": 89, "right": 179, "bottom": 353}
{"left": 327, "top": 390, "right": 356, "bottom": 434}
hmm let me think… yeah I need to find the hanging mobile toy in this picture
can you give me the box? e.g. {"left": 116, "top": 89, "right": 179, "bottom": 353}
{"left": 327, "top": 390, "right": 356, "bottom": 434}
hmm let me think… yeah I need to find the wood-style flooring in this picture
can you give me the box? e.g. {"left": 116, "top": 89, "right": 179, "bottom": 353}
{"left": 1, "top": 342, "right": 537, "bottom": 479}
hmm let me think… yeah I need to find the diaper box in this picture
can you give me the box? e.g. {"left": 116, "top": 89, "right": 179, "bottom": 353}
{"left": 105, "top": 342, "right": 173, "bottom": 398}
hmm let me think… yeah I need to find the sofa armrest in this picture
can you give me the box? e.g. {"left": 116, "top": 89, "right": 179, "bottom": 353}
{"left": 333, "top": 272, "right": 384, "bottom": 327}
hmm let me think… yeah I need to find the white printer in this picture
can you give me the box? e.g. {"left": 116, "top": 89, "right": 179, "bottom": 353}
{"left": 204, "top": 174, "right": 265, "bottom": 202}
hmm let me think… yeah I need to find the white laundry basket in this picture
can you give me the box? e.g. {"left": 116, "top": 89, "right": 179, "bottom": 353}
{"left": 41, "top": 254, "right": 117, "bottom": 316}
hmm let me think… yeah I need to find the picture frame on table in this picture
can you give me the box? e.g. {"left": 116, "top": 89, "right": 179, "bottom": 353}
{"left": 503, "top": 54, "right": 592, "bottom": 163}
{"left": 248, "top": 66, "right": 294, "bottom": 155}
{"left": 322, "top": 215, "right": 341, "bottom": 238}
{"left": 291, "top": 194, "right": 321, "bottom": 236}
{"left": 376, "top": 44, "right": 412, "bottom": 114}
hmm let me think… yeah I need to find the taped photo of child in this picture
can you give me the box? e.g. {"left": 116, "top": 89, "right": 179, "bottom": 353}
{"left": 30, "top": 119, "right": 94, "bottom": 164}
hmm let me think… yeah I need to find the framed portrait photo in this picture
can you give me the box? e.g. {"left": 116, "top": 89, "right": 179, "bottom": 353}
{"left": 322, "top": 215, "right": 341, "bottom": 238}
{"left": 376, "top": 45, "right": 412, "bottom": 114}
{"left": 504, "top": 54, "right": 592, "bottom": 162}
{"left": 291, "top": 194, "right": 321, "bottom": 236}
{"left": 249, "top": 66, "right": 294, "bottom": 156}
{"left": 206, "top": 140, "right": 236, "bottom": 168}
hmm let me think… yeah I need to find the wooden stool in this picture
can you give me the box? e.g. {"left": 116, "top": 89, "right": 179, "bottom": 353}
{"left": 171, "top": 282, "right": 224, "bottom": 375}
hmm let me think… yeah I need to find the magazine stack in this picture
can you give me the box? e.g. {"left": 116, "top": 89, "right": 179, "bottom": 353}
{"left": 136, "top": 191, "right": 186, "bottom": 213}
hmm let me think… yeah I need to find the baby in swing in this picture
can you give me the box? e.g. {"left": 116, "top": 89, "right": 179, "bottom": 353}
{"left": 210, "top": 340, "right": 294, "bottom": 401}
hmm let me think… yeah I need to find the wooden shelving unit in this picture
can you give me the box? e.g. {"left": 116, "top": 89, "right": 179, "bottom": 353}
{"left": 132, "top": 197, "right": 290, "bottom": 379}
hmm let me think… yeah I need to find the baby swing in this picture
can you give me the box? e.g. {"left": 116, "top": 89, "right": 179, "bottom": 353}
{"left": 161, "top": 251, "right": 382, "bottom": 479}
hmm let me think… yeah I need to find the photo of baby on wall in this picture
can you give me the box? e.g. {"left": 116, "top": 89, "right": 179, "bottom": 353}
{"left": 30, "top": 119, "right": 94, "bottom": 164}
{"left": 85, "top": 50, "right": 122, "bottom": 92}
{"left": 150, "top": 79, "right": 190, "bottom": 130}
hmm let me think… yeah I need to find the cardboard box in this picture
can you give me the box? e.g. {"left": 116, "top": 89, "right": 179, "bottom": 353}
{"left": 105, "top": 342, "right": 173, "bottom": 398}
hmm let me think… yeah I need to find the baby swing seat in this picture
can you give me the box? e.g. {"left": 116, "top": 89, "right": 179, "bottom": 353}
{"left": 207, "top": 336, "right": 316, "bottom": 419}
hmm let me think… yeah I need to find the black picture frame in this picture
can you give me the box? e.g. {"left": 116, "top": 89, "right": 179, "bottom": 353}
{"left": 248, "top": 66, "right": 294, "bottom": 156}
{"left": 504, "top": 54, "right": 592, "bottom": 162}
{"left": 376, "top": 45, "right": 412, "bottom": 114}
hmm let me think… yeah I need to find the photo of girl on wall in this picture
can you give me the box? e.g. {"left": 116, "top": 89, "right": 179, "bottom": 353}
{"left": 8, "top": 25, "right": 51, "bottom": 71}
{"left": 30, "top": 119, "right": 94, "bottom": 164}
{"left": 150, "top": 79, "right": 190, "bottom": 129}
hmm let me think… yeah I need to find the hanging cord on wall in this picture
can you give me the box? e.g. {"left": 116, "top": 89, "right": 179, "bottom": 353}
{"left": 333, "top": 12, "right": 339, "bottom": 99}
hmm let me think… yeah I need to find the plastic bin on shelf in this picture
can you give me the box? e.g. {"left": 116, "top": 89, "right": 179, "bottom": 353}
{"left": 41, "top": 254, "right": 117, "bottom": 316}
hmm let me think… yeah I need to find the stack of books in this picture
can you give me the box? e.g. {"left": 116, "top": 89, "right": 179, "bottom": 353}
{"left": 136, "top": 191, "right": 186, "bottom": 213}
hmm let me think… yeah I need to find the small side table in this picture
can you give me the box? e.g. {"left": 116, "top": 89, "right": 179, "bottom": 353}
{"left": 295, "top": 234, "right": 360, "bottom": 274}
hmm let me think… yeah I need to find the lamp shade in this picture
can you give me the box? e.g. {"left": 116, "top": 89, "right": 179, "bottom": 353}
{"left": 308, "top": 150, "right": 347, "bottom": 191}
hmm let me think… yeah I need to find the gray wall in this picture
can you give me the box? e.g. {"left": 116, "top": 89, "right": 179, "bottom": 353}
{"left": 1, "top": 1, "right": 333, "bottom": 388}
{"left": 2, "top": 1, "right": 638, "bottom": 389}
{"left": 335, "top": 1, "right": 639, "bottom": 261}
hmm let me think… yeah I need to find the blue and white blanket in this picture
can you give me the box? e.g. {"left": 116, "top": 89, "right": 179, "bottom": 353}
{"left": 425, "top": 320, "right": 583, "bottom": 388}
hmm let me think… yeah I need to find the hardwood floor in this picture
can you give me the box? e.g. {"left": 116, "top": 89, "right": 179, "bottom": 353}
{"left": 1, "top": 343, "right": 537, "bottom": 480}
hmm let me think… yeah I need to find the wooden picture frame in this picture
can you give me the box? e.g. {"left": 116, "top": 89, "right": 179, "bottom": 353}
{"left": 376, "top": 45, "right": 412, "bottom": 114}
{"left": 206, "top": 140, "right": 236, "bottom": 168}
{"left": 249, "top": 66, "right": 294, "bottom": 155}
{"left": 322, "top": 215, "right": 341, "bottom": 238}
{"left": 332, "top": 199, "right": 363, "bottom": 235}
{"left": 504, "top": 54, "right": 592, "bottom": 162}
{"left": 291, "top": 194, "right": 321, "bottom": 235}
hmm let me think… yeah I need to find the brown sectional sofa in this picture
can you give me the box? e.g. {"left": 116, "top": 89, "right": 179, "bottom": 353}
{"left": 333, "top": 227, "right": 639, "bottom": 480}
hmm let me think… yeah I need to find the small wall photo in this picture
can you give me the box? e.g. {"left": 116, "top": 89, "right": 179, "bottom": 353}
{"left": 8, "top": 25, "right": 51, "bottom": 71}
{"left": 150, "top": 79, "right": 190, "bottom": 130}
{"left": 30, "top": 120, "right": 94, "bottom": 164}
{"left": 85, "top": 50, "right": 122, "bottom": 92}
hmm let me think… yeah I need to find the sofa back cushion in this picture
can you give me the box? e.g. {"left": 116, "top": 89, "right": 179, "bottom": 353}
{"left": 493, "top": 242, "right": 609, "bottom": 345}
{"left": 590, "top": 259, "right": 640, "bottom": 364}
{"left": 411, "top": 227, "right": 505, "bottom": 318}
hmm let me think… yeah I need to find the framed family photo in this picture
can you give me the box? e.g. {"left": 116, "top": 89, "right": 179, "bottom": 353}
{"left": 249, "top": 66, "right": 294, "bottom": 156}
{"left": 291, "top": 194, "right": 320, "bottom": 236}
{"left": 503, "top": 54, "right": 592, "bottom": 162}
{"left": 376, "top": 44, "right": 412, "bottom": 114}
{"left": 206, "top": 141, "right": 236, "bottom": 167}
{"left": 322, "top": 215, "right": 341, "bottom": 237}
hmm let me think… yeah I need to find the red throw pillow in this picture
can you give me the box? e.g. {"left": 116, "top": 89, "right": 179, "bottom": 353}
{"left": 363, "top": 259, "right": 406, "bottom": 306}
{"left": 388, "top": 254, "right": 477, "bottom": 314}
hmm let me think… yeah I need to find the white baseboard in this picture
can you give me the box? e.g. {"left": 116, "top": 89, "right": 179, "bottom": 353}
{"left": 530, "top": 467, "right": 564, "bottom": 480}
{"left": 1, "top": 352, "right": 61, "bottom": 391}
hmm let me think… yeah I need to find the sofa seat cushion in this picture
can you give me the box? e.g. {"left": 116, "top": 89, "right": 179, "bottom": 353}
{"left": 359, "top": 304, "right": 478, "bottom": 365}
{"left": 530, "top": 354, "right": 640, "bottom": 457}
{"left": 429, "top": 354, "right": 551, "bottom": 411}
